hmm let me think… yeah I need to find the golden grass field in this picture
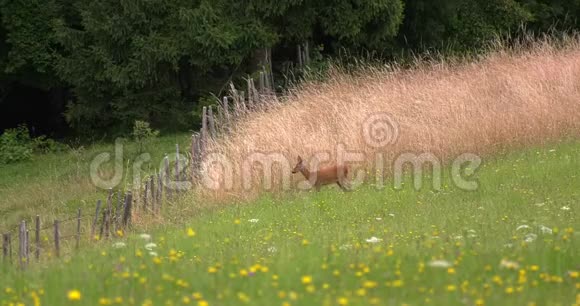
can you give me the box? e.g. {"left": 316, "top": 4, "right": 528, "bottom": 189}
{"left": 199, "top": 36, "right": 580, "bottom": 202}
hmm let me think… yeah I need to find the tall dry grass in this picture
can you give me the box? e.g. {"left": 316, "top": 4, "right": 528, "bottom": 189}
{"left": 197, "top": 36, "right": 580, "bottom": 202}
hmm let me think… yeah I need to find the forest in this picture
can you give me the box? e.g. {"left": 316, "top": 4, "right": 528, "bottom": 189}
{"left": 0, "top": 0, "right": 578, "bottom": 138}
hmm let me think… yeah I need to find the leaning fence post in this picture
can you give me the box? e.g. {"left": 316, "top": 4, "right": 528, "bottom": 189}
{"left": 53, "top": 220, "right": 60, "bottom": 258}
{"left": 122, "top": 192, "right": 133, "bottom": 228}
{"left": 201, "top": 106, "right": 208, "bottom": 149}
{"left": 35, "top": 215, "right": 40, "bottom": 261}
{"left": 91, "top": 200, "right": 102, "bottom": 240}
{"left": 76, "top": 208, "right": 81, "bottom": 249}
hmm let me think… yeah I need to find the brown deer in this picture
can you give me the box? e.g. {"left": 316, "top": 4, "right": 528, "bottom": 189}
{"left": 292, "top": 156, "right": 351, "bottom": 191}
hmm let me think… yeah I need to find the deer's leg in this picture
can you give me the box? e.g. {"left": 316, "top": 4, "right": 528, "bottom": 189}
{"left": 337, "top": 180, "right": 352, "bottom": 192}
{"left": 315, "top": 183, "right": 321, "bottom": 192}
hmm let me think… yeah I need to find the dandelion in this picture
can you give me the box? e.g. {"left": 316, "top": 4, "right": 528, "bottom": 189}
{"left": 187, "top": 228, "right": 196, "bottom": 237}
{"left": 198, "top": 301, "right": 209, "bottom": 306}
{"left": 99, "top": 298, "right": 112, "bottom": 305}
{"left": 363, "top": 280, "right": 378, "bottom": 289}
{"left": 234, "top": 219, "right": 241, "bottom": 224}
{"left": 365, "top": 237, "right": 382, "bottom": 243}
{"left": 447, "top": 268, "right": 456, "bottom": 275}
{"left": 208, "top": 267, "right": 218, "bottom": 274}
{"left": 337, "top": 297, "right": 349, "bottom": 305}
{"left": 475, "top": 299, "right": 485, "bottom": 306}
{"left": 505, "top": 287, "right": 514, "bottom": 294}
{"left": 301, "top": 275, "right": 312, "bottom": 285}
{"left": 392, "top": 280, "right": 404, "bottom": 287}
{"left": 568, "top": 271, "right": 579, "bottom": 278}
{"left": 67, "top": 290, "right": 81, "bottom": 301}
{"left": 446, "top": 285, "right": 457, "bottom": 292}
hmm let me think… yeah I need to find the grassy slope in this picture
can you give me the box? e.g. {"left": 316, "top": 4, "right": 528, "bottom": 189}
{"left": 1, "top": 140, "right": 578, "bottom": 306}
{"left": 0, "top": 133, "right": 191, "bottom": 232}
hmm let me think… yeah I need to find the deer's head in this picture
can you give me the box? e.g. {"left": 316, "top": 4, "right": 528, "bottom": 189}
{"left": 292, "top": 156, "right": 304, "bottom": 174}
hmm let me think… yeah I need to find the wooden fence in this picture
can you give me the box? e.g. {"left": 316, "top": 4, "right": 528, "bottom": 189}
{"left": 1, "top": 64, "right": 283, "bottom": 269}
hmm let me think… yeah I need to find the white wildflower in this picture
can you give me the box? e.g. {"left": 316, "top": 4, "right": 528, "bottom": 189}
{"left": 339, "top": 244, "right": 352, "bottom": 250}
{"left": 539, "top": 225, "right": 553, "bottom": 234}
{"left": 267, "top": 246, "right": 277, "bottom": 253}
{"left": 248, "top": 219, "right": 259, "bottom": 223}
{"left": 524, "top": 233, "right": 537, "bottom": 243}
{"left": 516, "top": 225, "right": 530, "bottom": 231}
{"left": 500, "top": 259, "right": 520, "bottom": 269}
{"left": 453, "top": 235, "right": 463, "bottom": 240}
{"left": 112, "top": 242, "right": 126, "bottom": 249}
{"left": 388, "top": 213, "right": 395, "bottom": 217}
{"left": 427, "top": 260, "right": 451, "bottom": 268}
{"left": 375, "top": 217, "right": 382, "bottom": 221}
{"left": 149, "top": 251, "right": 158, "bottom": 256}
{"left": 139, "top": 233, "right": 151, "bottom": 240}
{"left": 144, "top": 242, "right": 157, "bottom": 251}
{"left": 561, "top": 206, "right": 571, "bottom": 211}
{"left": 365, "top": 237, "right": 382, "bottom": 243}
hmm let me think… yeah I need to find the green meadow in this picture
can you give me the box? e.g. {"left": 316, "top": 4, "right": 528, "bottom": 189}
{"left": 1, "top": 139, "right": 578, "bottom": 306}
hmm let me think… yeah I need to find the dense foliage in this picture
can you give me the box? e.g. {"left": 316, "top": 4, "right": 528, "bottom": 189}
{"left": 0, "top": 0, "right": 578, "bottom": 136}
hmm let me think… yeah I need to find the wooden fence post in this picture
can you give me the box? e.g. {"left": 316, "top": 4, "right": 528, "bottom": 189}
{"left": 91, "top": 200, "right": 102, "bottom": 240}
{"left": 35, "top": 215, "right": 40, "bottom": 261}
{"left": 106, "top": 188, "right": 113, "bottom": 223}
{"left": 25, "top": 229, "right": 29, "bottom": 265}
{"left": 2, "top": 234, "right": 6, "bottom": 262}
{"left": 19, "top": 221, "right": 26, "bottom": 269}
{"left": 53, "top": 220, "right": 60, "bottom": 258}
{"left": 201, "top": 106, "right": 208, "bottom": 148}
{"left": 164, "top": 155, "right": 171, "bottom": 201}
{"left": 175, "top": 143, "right": 181, "bottom": 186}
{"left": 7, "top": 233, "right": 11, "bottom": 263}
{"left": 259, "top": 71, "right": 265, "bottom": 93}
{"left": 149, "top": 176, "right": 155, "bottom": 213}
{"left": 76, "top": 208, "right": 81, "bottom": 249}
{"left": 222, "top": 96, "right": 230, "bottom": 122}
{"left": 116, "top": 191, "right": 123, "bottom": 229}
{"left": 143, "top": 178, "right": 149, "bottom": 211}
{"left": 157, "top": 172, "right": 163, "bottom": 210}
{"left": 208, "top": 106, "right": 216, "bottom": 138}
{"left": 99, "top": 209, "right": 107, "bottom": 239}
{"left": 122, "top": 192, "right": 133, "bottom": 228}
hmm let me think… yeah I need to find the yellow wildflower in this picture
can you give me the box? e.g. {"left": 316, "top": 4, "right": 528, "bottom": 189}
{"left": 301, "top": 275, "right": 312, "bottom": 285}
{"left": 67, "top": 290, "right": 81, "bottom": 301}
{"left": 187, "top": 228, "right": 196, "bottom": 237}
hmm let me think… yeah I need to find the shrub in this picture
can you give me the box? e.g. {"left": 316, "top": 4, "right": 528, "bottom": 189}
{"left": 132, "top": 120, "right": 160, "bottom": 153}
{"left": 0, "top": 124, "right": 33, "bottom": 164}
